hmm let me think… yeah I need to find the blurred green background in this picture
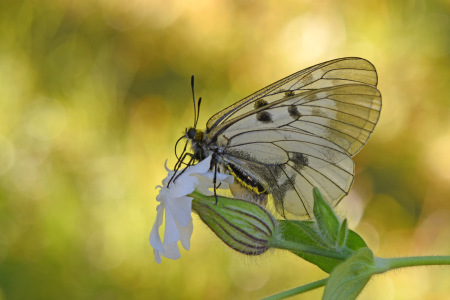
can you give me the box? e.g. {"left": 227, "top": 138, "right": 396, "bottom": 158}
{"left": 0, "top": 0, "right": 449, "bottom": 299}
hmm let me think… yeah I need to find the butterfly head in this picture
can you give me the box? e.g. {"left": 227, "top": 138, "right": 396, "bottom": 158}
{"left": 186, "top": 127, "right": 204, "bottom": 142}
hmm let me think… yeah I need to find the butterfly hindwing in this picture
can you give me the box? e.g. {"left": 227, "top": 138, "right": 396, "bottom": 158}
{"left": 219, "top": 129, "right": 355, "bottom": 217}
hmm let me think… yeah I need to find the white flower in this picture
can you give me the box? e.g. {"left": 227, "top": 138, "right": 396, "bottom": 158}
{"left": 150, "top": 155, "right": 234, "bottom": 263}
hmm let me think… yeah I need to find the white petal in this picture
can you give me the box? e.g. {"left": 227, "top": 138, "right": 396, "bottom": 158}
{"left": 163, "top": 207, "right": 181, "bottom": 244}
{"left": 194, "top": 181, "right": 214, "bottom": 196}
{"left": 161, "top": 168, "right": 175, "bottom": 187}
{"left": 149, "top": 203, "right": 165, "bottom": 263}
{"left": 194, "top": 172, "right": 234, "bottom": 195}
{"left": 166, "top": 195, "right": 193, "bottom": 228}
{"left": 217, "top": 173, "right": 235, "bottom": 186}
{"left": 173, "top": 156, "right": 211, "bottom": 195}
{"left": 153, "top": 248, "right": 162, "bottom": 264}
{"left": 169, "top": 156, "right": 213, "bottom": 197}
{"left": 184, "top": 155, "right": 212, "bottom": 175}
{"left": 156, "top": 187, "right": 169, "bottom": 203}
{"left": 159, "top": 242, "right": 181, "bottom": 260}
{"left": 170, "top": 175, "right": 198, "bottom": 198}
{"left": 150, "top": 155, "right": 234, "bottom": 262}
{"left": 179, "top": 221, "right": 193, "bottom": 251}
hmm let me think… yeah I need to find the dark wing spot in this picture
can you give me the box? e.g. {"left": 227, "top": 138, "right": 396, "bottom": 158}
{"left": 254, "top": 98, "right": 269, "bottom": 109}
{"left": 284, "top": 90, "right": 295, "bottom": 98}
{"left": 290, "top": 153, "right": 309, "bottom": 170}
{"left": 256, "top": 111, "right": 272, "bottom": 123}
{"left": 288, "top": 105, "right": 301, "bottom": 119}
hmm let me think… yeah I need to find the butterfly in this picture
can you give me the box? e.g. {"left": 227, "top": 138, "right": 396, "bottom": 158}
{"left": 174, "top": 57, "right": 381, "bottom": 218}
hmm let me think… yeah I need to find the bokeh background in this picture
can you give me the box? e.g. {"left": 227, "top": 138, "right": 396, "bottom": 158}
{"left": 0, "top": 0, "right": 449, "bottom": 299}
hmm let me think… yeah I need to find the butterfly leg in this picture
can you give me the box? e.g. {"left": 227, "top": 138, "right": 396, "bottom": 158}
{"left": 167, "top": 152, "right": 194, "bottom": 187}
{"left": 210, "top": 152, "right": 221, "bottom": 205}
{"left": 213, "top": 158, "right": 219, "bottom": 205}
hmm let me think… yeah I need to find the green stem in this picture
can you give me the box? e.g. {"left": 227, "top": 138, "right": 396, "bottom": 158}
{"left": 262, "top": 278, "right": 328, "bottom": 300}
{"left": 262, "top": 255, "right": 450, "bottom": 300}
{"left": 378, "top": 255, "right": 450, "bottom": 271}
{"left": 268, "top": 237, "right": 347, "bottom": 261}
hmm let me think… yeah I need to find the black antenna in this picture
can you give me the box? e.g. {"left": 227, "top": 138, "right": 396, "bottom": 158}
{"left": 168, "top": 75, "right": 203, "bottom": 188}
{"left": 196, "top": 97, "right": 202, "bottom": 128}
{"left": 191, "top": 76, "right": 197, "bottom": 128}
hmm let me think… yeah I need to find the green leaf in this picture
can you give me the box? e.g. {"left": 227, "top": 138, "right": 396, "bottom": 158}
{"left": 313, "top": 187, "right": 340, "bottom": 244}
{"left": 279, "top": 220, "right": 326, "bottom": 248}
{"left": 337, "top": 219, "right": 348, "bottom": 248}
{"left": 276, "top": 186, "right": 370, "bottom": 273}
{"left": 346, "top": 229, "right": 368, "bottom": 251}
{"left": 278, "top": 220, "right": 341, "bottom": 273}
{"left": 323, "top": 247, "right": 376, "bottom": 300}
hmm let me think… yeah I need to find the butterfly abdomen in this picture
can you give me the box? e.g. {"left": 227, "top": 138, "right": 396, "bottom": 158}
{"left": 226, "top": 163, "right": 266, "bottom": 194}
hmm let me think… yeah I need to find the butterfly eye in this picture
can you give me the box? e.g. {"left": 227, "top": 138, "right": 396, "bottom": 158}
{"left": 186, "top": 127, "right": 197, "bottom": 139}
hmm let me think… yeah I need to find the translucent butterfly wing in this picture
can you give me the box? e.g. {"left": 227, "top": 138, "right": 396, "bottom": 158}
{"left": 219, "top": 129, "right": 355, "bottom": 217}
{"left": 206, "top": 57, "right": 378, "bottom": 139}
{"left": 216, "top": 85, "right": 381, "bottom": 216}
{"left": 220, "top": 84, "right": 381, "bottom": 156}
{"left": 208, "top": 58, "right": 381, "bottom": 217}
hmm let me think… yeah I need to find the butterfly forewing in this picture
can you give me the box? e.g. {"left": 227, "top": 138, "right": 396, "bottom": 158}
{"left": 217, "top": 84, "right": 381, "bottom": 156}
{"left": 206, "top": 57, "right": 378, "bottom": 137}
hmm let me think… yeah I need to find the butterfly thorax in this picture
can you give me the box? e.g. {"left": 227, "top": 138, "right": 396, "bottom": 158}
{"left": 186, "top": 127, "right": 210, "bottom": 161}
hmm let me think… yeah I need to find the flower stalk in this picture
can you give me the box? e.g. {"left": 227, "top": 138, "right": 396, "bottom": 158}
{"left": 378, "top": 256, "right": 450, "bottom": 269}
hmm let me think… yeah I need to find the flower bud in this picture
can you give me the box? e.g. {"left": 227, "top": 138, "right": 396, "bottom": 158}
{"left": 191, "top": 192, "right": 277, "bottom": 255}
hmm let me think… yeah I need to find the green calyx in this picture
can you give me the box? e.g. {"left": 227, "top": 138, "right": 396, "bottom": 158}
{"left": 191, "top": 191, "right": 277, "bottom": 255}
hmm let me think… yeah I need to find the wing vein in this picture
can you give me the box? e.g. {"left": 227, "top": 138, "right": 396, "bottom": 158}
{"left": 282, "top": 119, "right": 371, "bottom": 140}
{"left": 278, "top": 166, "right": 310, "bottom": 217}
{"left": 285, "top": 162, "right": 347, "bottom": 194}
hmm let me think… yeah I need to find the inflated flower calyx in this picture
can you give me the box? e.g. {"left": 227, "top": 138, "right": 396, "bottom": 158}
{"left": 192, "top": 192, "right": 277, "bottom": 255}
